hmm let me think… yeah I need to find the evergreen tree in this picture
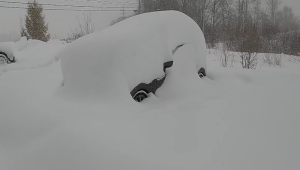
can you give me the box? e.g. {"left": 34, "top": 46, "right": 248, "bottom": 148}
{"left": 25, "top": 0, "right": 50, "bottom": 42}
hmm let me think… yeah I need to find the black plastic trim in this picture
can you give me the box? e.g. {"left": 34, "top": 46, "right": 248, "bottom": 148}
{"left": 130, "top": 60, "right": 173, "bottom": 98}
{"left": 172, "top": 44, "right": 184, "bottom": 55}
{"left": 0, "top": 51, "right": 15, "bottom": 64}
{"left": 163, "top": 61, "right": 173, "bottom": 72}
{"left": 130, "top": 74, "right": 166, "bottom": 97}
{"left": 198, "top": 68, "right": 206, "bottom": 77}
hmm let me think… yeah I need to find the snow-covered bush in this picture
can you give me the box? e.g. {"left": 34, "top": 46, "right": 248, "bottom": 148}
{"left": 217, "top": 42, "right": 236, "bottom": 67}
{"left": 263, "top": 53, "right": 282, "bottom": 67}
{"left": 14, "top": 37, "right": 46, "bottom": 51}
{"left": 67, "top": 12, "right": 94, "bottom": 42}
{"left": 273, "top": 54, "right": 283, "bottom": 67}
{"left": 238, "top": 52, "right": 259, "bottom": 69}
{"left": 263, "top": 53, "right": 272, "bottom": 65}
{"left": 236, "top": 24, "right": 260, "bottom": 69}
{"left": 289, "top": 55, "right": 300, "bottom": 63}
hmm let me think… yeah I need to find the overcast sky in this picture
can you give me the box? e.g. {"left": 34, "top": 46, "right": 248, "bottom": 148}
{"left": 0, "top": 0, "right": 137, "bottom": 40}
{"left": 0, "top": 0, "right": 299, "bottom": 40}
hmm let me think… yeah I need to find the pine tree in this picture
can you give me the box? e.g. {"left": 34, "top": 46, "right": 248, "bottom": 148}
{"left": 25, "top": 0, "right": 50, "bottom": 42}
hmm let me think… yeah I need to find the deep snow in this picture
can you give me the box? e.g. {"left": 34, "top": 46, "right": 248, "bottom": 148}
{"left": 1, "top": 30, "right": 300, "bottom": 170}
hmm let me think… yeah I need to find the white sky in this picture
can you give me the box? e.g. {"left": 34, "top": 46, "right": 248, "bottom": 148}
{"left": 0, "top": 0, "right": 137, "bottom": 40}
{"left": 0, "top": 0, "right": 299, "bottom": 40}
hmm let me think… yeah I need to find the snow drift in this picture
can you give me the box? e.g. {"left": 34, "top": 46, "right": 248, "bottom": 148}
{"left": 0, "top": 38, "right": 67, "bottom": 74}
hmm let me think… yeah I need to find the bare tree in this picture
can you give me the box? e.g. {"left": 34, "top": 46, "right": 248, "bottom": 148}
{"left": 238, "top": 23, "right": 260, "bottom": 69}
{"left": 68, "top": 12, "right": 94, "bottom": 41}
{"left": 110, "top": 13, "right": 136, "bottom": 26}
{"left": 263, "top": 53, "right": 282, "bottom": 66}
{"left": 20, "top": 18, "right": 28, "bottom": 39}
{"left": 219, "top": 42, "right": 234, "bottom": 67}
{"left": 266, "top": 0, "right": 281, "bottom": 26}
{"left": 201, "top": 0, "right": 209, "bottom": 34}
{"left": 110, "top": 16, "right": 125, "bottom": 26}
{"left": 76, "top": 12, "right": 94, "bottom": 36}
{"left": 252, "top": 0, "right": 262, "bottom": 33}
{"left": 277, "top": 6, "right": 299, "bottom": 31}
{"left": 137, "top": 0, "right": 299, "bottom": 56}
{"left": 218, "top": 0, "right": 235, "bottom": 42}
{"left": 205, "top": 0, "right": 224, "bottom": 47}
{"left": 157, "top": 0, "right": 180, "bottom": 10}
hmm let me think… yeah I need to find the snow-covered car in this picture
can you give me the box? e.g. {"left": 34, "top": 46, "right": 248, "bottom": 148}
{"left": 149, "top": 10, "right": 207, "bottom": 79}
{"left": 130, "top": 61, "right": 173, "bottom": 102}
{"left": 59, "top": 10, "right": 206, "bottom": 102}
{"left": 0, "top": 42, "right": 16, "bottom": 65}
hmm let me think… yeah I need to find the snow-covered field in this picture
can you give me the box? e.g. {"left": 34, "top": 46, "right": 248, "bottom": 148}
{"left": 1, "top": 40, "right": 300, "bottom": 170}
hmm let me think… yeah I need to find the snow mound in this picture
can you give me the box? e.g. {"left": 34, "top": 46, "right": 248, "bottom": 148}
{"left": 14, "top": 38, "right": 45, "bottom": 51}
{"left": 0, "top": 39, "right": 67, "bottom": 74}
{"left": 59, "top": 10, "right": 206, "bottom": 100}
{"left": 14, "top": 38, "right": 67, "bottom": 51}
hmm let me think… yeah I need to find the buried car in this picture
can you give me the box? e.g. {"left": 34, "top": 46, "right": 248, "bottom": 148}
{"left": 59, "top": 10, "right": 206, "bottom": 102}
{"left": 0, "top": 42, "right": 16, "bottom": 65}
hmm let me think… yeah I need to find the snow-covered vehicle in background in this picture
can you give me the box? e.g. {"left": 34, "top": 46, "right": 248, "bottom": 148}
{"left": 0, "top": 42, "right": 16, "bottom": 65}
{"left": 59, "top": 10, "right": 207, "bottom": 102}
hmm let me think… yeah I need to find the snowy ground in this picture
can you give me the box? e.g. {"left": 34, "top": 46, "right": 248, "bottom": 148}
{"left": 1, "top": 40, "right": 300, "bottom": 170}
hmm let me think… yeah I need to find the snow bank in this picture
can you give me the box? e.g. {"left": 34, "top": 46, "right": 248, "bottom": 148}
{"left": 59, "top": 10, "right": 206, "bottom": 99}
{"left": 14, "top": 37, "right": 45, "bottom": 51}
{"left": 0, "top": 38, "right": 67, "bottom": 74}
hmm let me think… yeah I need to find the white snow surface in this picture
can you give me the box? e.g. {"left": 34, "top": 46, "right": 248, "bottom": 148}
{"left": 59, "top": 11, "right": 206, "bottom": 99}
{"left": 1, "top": 18, "right": 300, "bottom": 170}
{"left": 0, "top": 38, "right": 67, "bottom": 74}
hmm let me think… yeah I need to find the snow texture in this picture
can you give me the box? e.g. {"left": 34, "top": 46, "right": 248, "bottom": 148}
{"left": 0, "top": 38, "right": 67, "bottom": 74}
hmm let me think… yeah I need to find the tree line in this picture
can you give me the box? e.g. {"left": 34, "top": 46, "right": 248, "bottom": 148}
{"left": 137, "top": 0, "right": 300, "bottom": 56}
{"left": 20, "top": 0, "right": 300, "bottom": 56}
